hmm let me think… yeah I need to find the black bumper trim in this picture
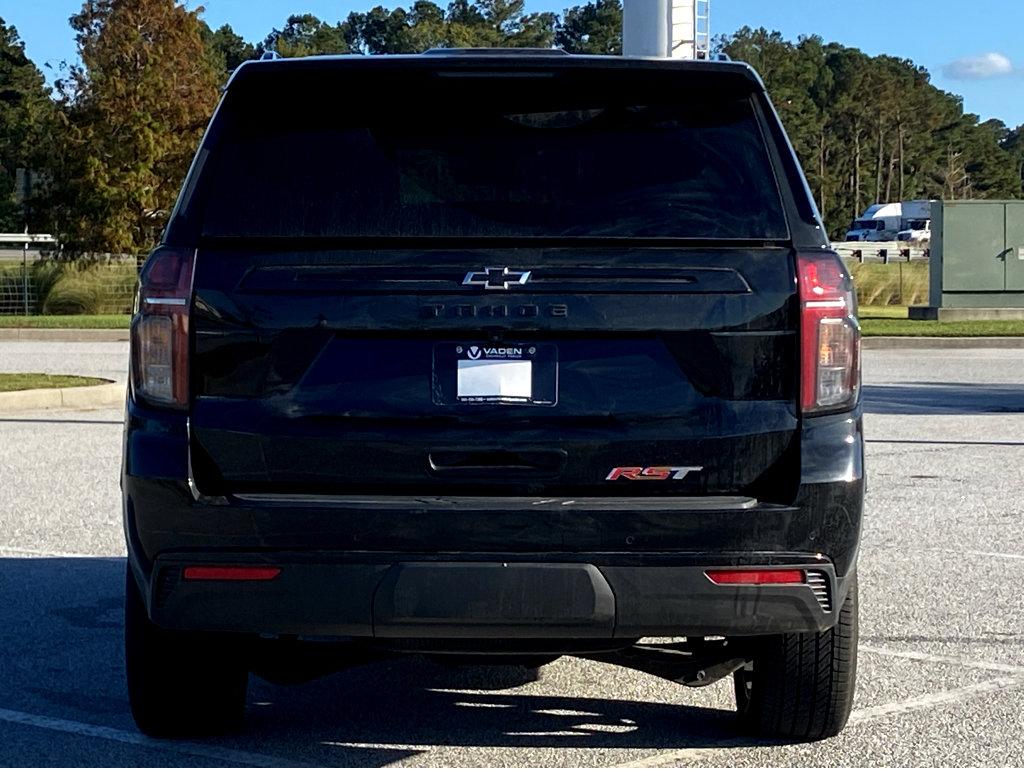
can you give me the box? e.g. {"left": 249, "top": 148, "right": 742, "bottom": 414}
{"left": 147, "top": 553, "right": 839, "bottom": 639}
{"left": 229, "top": 494, "right": 761, "bottom": 511}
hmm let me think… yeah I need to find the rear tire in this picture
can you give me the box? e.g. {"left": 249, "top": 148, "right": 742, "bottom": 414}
{"left": 124, "top": 565, "right": 248, "bottom": 737}
{"left": 734, "top": 573, "right": 858, "bottom": 741}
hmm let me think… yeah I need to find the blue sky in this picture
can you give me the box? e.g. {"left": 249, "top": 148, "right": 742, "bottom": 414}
{"left": 6, "top": 0, "right": 1024, "bottom": 126}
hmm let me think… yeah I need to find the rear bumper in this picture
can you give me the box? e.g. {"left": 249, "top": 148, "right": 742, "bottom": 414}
{"left": 147, "top": 552, "right": 843, "bottom": 638}
{"left": 123, "top": 401, "right": 863, "bottom": 640}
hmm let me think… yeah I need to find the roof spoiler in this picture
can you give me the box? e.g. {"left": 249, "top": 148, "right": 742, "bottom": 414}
{"left": 421, "top": 47, "right": 570, "bottom": 56}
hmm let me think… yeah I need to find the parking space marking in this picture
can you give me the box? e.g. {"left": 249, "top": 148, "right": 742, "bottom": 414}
{"left": 866, "top": 439, "right": 1024, "bottom": 447}
{"left": 612, "top": 738, "right": 747, "bottom": 768}
{"left": 0, "top": 707, "right": 302, "bottom": 768}
{"left": 919, "top": 547, "right": 1024, "bottom": 562}
{"left": 860, "top": 645, "right": 1024, "bottom": 675}
{"left": 848, "top": 676, "right": 1021, "bottom": 725}
{"left": 0, "top": 547, "right": 120, "bottom": 559}
{"left": 615, "top": 677, "right": 1023, "bottom": 768}
{"left": 323, "top": 740, "right": 435, "bottom": 751}
{"left": 869, "top": 545, "right": 1024, "bottom": 562}
{"left": 614, "top": 648, "right": 1024, "bottom": 769}
{"left": 959, "top": 549, "right": 1024, "bottom": 561}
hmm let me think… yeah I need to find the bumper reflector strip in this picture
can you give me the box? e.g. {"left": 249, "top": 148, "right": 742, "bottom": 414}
{"left": 182, "top": 566, "right": 282, "bottom": 582}
{"left": 705, "top": 568, "right": 804, "bottom": 585}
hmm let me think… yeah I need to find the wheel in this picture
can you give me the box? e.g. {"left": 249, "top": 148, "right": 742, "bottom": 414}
{"left": 124, "top": 565, "right": 249, "bottom": 737}
{"left": 734, "top": 573, "right": 858, "bottom": 741}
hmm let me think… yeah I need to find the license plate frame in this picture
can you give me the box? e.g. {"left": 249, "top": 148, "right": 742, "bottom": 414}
{"left": 432, "top": 343, "right": 558, "bottom": 406}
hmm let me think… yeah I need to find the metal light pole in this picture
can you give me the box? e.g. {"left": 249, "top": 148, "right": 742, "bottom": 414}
{"left": 622, "top": 0, "right": 710, "bottom": 59}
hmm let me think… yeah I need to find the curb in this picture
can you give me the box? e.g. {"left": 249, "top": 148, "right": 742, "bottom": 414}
{"left": 0, "top": 328, "right": 129, "bottom": 342}
{"left": 863, "top": 336, "right": 1024, "bottom": 349}
{"left": 0, "top": 382, "right": 124, "bottom": 412}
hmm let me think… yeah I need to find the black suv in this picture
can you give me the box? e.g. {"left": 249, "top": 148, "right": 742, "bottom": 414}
{"left": 123, "top": 50, "right": 863, "bottom": 741}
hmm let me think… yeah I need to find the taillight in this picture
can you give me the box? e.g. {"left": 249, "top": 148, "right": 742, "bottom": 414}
{"left": 130, "top": 247, "right": 195, "bottom": 410}
{"left": 798, "top": 252, "right": 860, "bottom": 413}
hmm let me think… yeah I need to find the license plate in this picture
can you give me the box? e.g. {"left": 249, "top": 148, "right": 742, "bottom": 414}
{"left": 433, "top": 343, "right": 558, "bottom": 405}
{"left": 457, "top": 358, "right": 533, "bottom": 402}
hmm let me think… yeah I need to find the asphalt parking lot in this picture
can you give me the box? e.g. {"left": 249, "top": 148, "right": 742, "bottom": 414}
{"left": 0, "top": 341, "right": 1022, "bottom": 767}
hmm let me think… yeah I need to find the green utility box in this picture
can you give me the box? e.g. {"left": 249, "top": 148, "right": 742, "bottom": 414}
{"left": 919, "top": 200, "right": 1024, "bottom": 318}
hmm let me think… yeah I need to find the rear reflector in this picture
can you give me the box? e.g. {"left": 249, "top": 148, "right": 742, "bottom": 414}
{"left": 182, "top": 566, "right": 281, "bottom": 581}
{"left": 705, "top": 569, "right": 805, "bottom": 585}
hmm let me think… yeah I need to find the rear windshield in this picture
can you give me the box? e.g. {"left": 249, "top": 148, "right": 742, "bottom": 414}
{"left": 191, "top": 66, "right": 788, "bottom": 241}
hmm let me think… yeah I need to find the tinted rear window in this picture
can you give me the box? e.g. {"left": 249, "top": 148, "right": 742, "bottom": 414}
{"left": 192, "top": 65, "right": 788, "bottom": 240}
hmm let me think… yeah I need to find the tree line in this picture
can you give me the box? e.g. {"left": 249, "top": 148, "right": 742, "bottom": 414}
{"left": 0, "top": 0, "right": 1022, "bottom": 253}
{"left": 721, "top": 28, "right": 1024, "bottom": 239}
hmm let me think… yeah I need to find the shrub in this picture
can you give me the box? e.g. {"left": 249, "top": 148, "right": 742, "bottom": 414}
{"left": 0, "top": 259, "right": 137, "bottom": 315}
{"left": 41, "top": 260, "right": 138, "bottom": 315}
{"left": 846, "top": 261, "right": 929, "bottom": 306}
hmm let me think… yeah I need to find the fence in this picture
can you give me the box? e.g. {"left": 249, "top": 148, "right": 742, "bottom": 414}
{"left": 831, "top": 241, "right": 930, "bottom": 263}
{"left": 842, "top": 258, "right": 929, "bottom": 307}
{"left": 0, "top": 249, "right": 140, "bottom": 316}
{"left": 0, "top": 241, "right": 929, "bottom": 316}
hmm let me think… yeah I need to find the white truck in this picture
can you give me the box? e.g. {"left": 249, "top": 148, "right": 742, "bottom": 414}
{"left": 896, "top": 217, "right": 930, "bottom": 243}
{"left": 845, "top": 200, "right": 935, "bottom": 242}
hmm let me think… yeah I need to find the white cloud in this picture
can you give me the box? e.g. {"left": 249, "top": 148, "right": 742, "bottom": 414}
{"left": 943, "top": 52, "right": 1014, "bottom": 80}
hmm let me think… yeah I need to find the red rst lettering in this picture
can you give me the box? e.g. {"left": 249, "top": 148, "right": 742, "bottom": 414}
{"left": 639, "top": 467, "right": 672, "bottom": 480}
{"left": 606, "top": 467, "right": 642, "bottom": 480}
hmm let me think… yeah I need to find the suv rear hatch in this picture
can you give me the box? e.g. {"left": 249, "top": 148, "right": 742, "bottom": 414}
{"left": 179, "top": 57, "right": 801, "bottom": 500}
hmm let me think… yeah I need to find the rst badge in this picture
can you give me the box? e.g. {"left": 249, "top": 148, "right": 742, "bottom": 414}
{"left": 606, "top": 466, "right": 703, "bottom": 481}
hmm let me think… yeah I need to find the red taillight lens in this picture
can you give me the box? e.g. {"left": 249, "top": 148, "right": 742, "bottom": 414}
{"left": 798, "top": 252, "right": 860, "bottom": 413}
{"left": 705, "top": 568, "right": 805, "bottom": 585}
{"left": 130, "top": 247, "right": 194, "bottom": 409}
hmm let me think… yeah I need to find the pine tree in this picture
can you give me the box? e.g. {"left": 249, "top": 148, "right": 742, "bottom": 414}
{"left": 555, "top": 0, "right": 621, "bottom": 54}
{"left": 47, "top": 0, "right": 220, "bottom": 254}
{"left": 0, "top": 18, "right": 54, "bottom": 231}
{"left": 262, "top": 14, "right": 352, "bottom": 57}
{"left": 202, "top": 23, "right": 256, "bottom": 78}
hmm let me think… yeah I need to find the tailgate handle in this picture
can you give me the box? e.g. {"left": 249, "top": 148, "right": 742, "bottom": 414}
{"left": 428, "top": 450, "right": 567, "bottom": 478}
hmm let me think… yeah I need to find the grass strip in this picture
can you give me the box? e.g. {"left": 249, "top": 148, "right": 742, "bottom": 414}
{"left": 0, "top": 373, "right": 107, "bottom": 392}
{"left": 0, "top": 315, "right": 130, "bottom": 329}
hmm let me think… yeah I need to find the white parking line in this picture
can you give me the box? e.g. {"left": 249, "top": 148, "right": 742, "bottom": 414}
{"left": 848, "top": 676, "right": 1021, "bottom": 725}
{"left": 2, "top": 636, "right": 1019, "bottom": 767}
{"left": 960, "top": 549, "right": 1024, "bottom": 561}
{"left": 612, "top": 740, "right": 744, "bottom": 768}
{"left": 0, "top": 707, "right": 302, "bottom": 768}
{"left": 921, "top": 547, "right": 1024, "bottom": 561}
{"left": 323, "top": 740, "right": 434, "bottom": 751}
{"left": 871, "top": 545, "right": 1024, "bottom": 562}
{"left": 860, "top": 645, "right": 1024, "bottom": 675}
{"left": 0, "top": 546, "right": 122, "bottom": 559}
{"left": 614, "top": 671, "right": 1024, "bottom": 768}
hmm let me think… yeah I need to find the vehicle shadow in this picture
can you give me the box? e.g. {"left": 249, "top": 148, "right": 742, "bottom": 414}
{"left": 247, "top": 663, "right": 750, "bottom": 765}
{"left": 0, "top": 556, "right": 774, "bottom": 766}
{"left": 862, "top": 382, "right": 1024, "bottom": 415}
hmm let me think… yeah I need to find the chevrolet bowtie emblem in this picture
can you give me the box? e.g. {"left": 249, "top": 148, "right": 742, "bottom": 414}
{"left": 463, "top": 267, "right": 532, "bottom": 290}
